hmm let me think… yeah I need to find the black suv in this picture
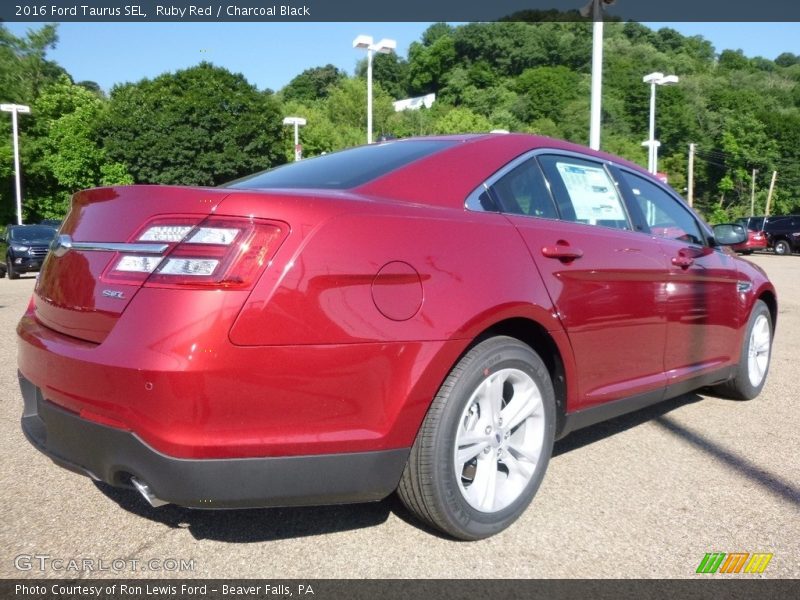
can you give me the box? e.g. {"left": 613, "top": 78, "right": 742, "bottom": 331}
{"left": 762, "top": 215, "right": 800, "bottom": 255}
{"left": 1, "top": 224, "right": 57, "bottom": 279}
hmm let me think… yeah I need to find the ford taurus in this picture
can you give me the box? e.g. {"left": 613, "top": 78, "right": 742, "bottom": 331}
{"left": 17, "top": 134, "right": 776, "bottom": 539}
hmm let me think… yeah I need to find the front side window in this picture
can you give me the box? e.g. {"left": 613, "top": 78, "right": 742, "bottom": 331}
{"left": 538, "top": 155, "right": 630, "bottom": 230}
{"left": 620, "top": 171, "right": 704, "bottom": 245}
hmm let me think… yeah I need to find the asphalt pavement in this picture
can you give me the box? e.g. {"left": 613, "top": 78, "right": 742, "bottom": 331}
{"left": 1, "top": 253, "right": 798, "bottom": 578}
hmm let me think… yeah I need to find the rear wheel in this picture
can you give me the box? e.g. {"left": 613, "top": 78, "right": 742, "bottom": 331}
{"left": 6, "top": 258, "right": 19, "bottom": 280}
{"left": 711, "top": 300, "right": 772, "bottom": 400}
{"left": 774, "top": 239, "right": 791, "bottom": 255}
{"left": 397, "top": 336, "right": 555, "bottom": 540}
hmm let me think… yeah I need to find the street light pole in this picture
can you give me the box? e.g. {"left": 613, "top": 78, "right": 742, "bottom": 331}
{"left": 353, "top": 35, "right": 396, "bottom": 144}
{"left": 647, "top": 76, "right": 658, "bottom": 173}
{"left": 642, "top": 72, "right": 679, "bottom": 174}
{"left": 1, "top": 103, "right": 31, "bottom": 225}
{"left": 367, "top": 46, "right": 374, "bottom": 145}
{"left": 282, "top": 116, "right": 307, "bottom": 161}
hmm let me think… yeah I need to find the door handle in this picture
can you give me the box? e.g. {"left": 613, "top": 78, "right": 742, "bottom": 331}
{"left": 671, "top": 255, "right": 694, "bottom": 269}
{"left": 542, "top": 243, "right": 583, "bottom": 261}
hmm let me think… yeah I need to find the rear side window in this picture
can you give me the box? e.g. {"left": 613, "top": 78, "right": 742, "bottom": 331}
{"left": 227, "top": 140, "right": 454, "bottom": 190}
{"left": 538, "top": 155, "right": 630, "bottom": 230}
{"left": 620, "top": 171, "right": 704, "bottom": 245}
{"left": 489, "top": 158, "right": 558, "bottom": 219}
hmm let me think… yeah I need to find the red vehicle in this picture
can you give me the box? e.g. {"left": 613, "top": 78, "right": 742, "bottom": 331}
{"left": 731, "top": 229, "right": 768, "bottom": 255}
{"left": 18, "top": 135, "right": 776, "bottom": 540}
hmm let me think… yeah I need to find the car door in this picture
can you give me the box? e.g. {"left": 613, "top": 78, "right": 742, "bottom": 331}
{"left": 614, "top": 168, "right": 742, "bottom": 390}
{"left": 477, "top": 152, "right": 669, "bottom": 410}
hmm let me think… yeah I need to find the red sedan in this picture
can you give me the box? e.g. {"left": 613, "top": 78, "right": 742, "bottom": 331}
{"left": 732, "top": 229, "right": 768, "bottom": 254}
{"left": 17, "top": 134, "right": 776, "bottom": 540}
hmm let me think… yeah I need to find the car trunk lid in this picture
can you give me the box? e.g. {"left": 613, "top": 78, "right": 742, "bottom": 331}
{"left": 34, "top": 185, "right": 232, "bottom": 343}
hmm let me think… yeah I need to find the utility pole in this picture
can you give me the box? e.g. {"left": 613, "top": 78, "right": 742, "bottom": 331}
{"left": 765, "top": 170, "right": 778, "bottom": 217}
{"left": 687, "top": 143, "right": 695, "bottom": 207}
{"left": 588, "top": 0, "right": 604, "bottom": 150}
{"left": 583, "top": 0, "right": 616, "bottom": 150}
{"left": 750, "top": 168, "right": 758, "bottom": 216}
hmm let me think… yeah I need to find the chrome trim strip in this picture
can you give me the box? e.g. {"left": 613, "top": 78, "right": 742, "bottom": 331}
{"left": 464, "top": 147, "right": 629, "bottom": 214}
{"left": 51, "top": 234, "right": 168, "bottom": 258}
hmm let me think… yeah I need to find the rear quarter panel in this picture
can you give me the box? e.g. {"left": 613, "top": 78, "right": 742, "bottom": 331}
{"left": 228, "top": 201, "right": 564, "bottom": 346}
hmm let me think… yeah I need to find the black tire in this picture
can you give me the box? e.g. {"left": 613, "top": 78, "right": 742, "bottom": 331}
{"left": 6, "top": 258, "right": 19, "bottom": 280}
{"left": 397, "top": 336, "right": 556, "bottom": 540}
{"left": 711, "top": 300, "right": 772, "bottom": 400}
{"left": 774, "top": 239, "right": 791, "bottom": 255}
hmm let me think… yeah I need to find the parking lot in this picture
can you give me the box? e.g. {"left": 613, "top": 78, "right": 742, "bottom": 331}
{"left": 1, "top": 253, "right": 798, "bottom": 579}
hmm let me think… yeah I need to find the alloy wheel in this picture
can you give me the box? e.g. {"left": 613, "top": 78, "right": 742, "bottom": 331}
{"left": 454, "top": 368, "right": 545, "bottom": 513}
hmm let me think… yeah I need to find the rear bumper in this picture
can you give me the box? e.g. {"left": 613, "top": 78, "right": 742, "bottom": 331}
{"left": 732, "top": 240, "right": 767, "bottom": 252}
{"left": 20, "top": 373, "right": 408, "bottom": 508}
{"left": 17, "top": 294, "right": 464, "bottom": 459}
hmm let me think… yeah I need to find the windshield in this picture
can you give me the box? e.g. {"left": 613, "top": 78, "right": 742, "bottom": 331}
{"left": 227, "top": 140, "right": 455, "bottom": 190}
{"left": 9, "top": 226, "right": 57, "bottom": 243}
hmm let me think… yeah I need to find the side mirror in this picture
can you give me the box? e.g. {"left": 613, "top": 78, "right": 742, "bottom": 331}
{"left": 713, "top": 223, "right": 748, "bottom": 246}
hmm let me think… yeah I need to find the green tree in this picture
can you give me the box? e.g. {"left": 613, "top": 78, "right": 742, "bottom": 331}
{"left": 0, "top": 23, "right": 64, "bottom": 104}
{"left": 102, "top": 63, "right": 284, "bottom": 186}
{"left": 325, "top": 77, "right": 394, "bottom": 141}
{"left": 407, "top": 34, "right": 457, "bottom": 94}
{"left": 1, "top": 23, "right": 67, "bottom": 222}
{"left": 433, "top": 107, "right": 492, "bottom": 134}
{"left": 28, "top": 77, "right": 131, "bottom": 218}
{"left": 356, "top": 53, "right": 409, "bottom": 100}
{"left": 281, "top": 64, "right": 345, "bottom": 105}
{"left": 513, "top": 66, "right": 582, "bottom": 123}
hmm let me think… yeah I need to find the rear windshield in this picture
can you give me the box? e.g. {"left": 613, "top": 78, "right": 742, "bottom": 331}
{"left": 9, "top": 226, "right": 56, "bottom": 242}
{"left": 227, "top": 140, "right": 454, "bottom": 190}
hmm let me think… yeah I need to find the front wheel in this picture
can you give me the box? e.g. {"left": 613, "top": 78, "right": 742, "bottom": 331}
{"left": 397, "top": 336, "right": 556, "bottom": 540}
{"left": 6, "top": 258, "right": 19, "bottom": 280}
{"left": 711, "top": 300, "right": 772, "bottom": 400}
{"left": 774, "top": 239, "right": 791, "bottom": 255}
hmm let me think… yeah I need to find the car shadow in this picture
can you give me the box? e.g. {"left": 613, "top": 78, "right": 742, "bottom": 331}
{"left": 94, "top": 480, "right": 395, "bottom": 542}
{"left": 95, "top": 393, "right": 708, "bottom": 543}
{"left": 553, "top": 392, "right": 703, "bottom": 456}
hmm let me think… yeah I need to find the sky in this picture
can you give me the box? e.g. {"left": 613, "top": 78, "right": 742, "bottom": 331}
{"left": 4, "top": 21, "right": 800, "bottom": 94}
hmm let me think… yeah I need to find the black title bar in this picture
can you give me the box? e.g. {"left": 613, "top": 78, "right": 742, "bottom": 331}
{"left": 5, "top": 579, "right": 800, "bottom": 600}
{"left": 2, "top": 0, "right": 800, "bottom": 22}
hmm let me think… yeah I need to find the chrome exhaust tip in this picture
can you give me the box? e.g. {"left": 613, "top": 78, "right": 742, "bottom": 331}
{"left": 130, "top": 477, "right": 170, "bottom": 508}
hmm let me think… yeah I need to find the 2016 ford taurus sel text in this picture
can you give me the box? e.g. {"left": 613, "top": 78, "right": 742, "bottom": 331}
{"left": 17, "top": 134, "right": 776, "bottom": 540}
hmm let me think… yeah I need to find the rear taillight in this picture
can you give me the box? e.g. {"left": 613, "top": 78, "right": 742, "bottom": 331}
{"left": 103, "top": 216, "right": 286, "bottom": 289}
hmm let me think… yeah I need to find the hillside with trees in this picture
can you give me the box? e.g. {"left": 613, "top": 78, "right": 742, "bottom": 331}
{"left": 1, "top": 21, "right": 799, "bottom": 224}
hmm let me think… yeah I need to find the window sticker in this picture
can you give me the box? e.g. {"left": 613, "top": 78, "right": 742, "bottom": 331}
{"left": 556, "top": 162, "right": 627, "bottom": 225}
